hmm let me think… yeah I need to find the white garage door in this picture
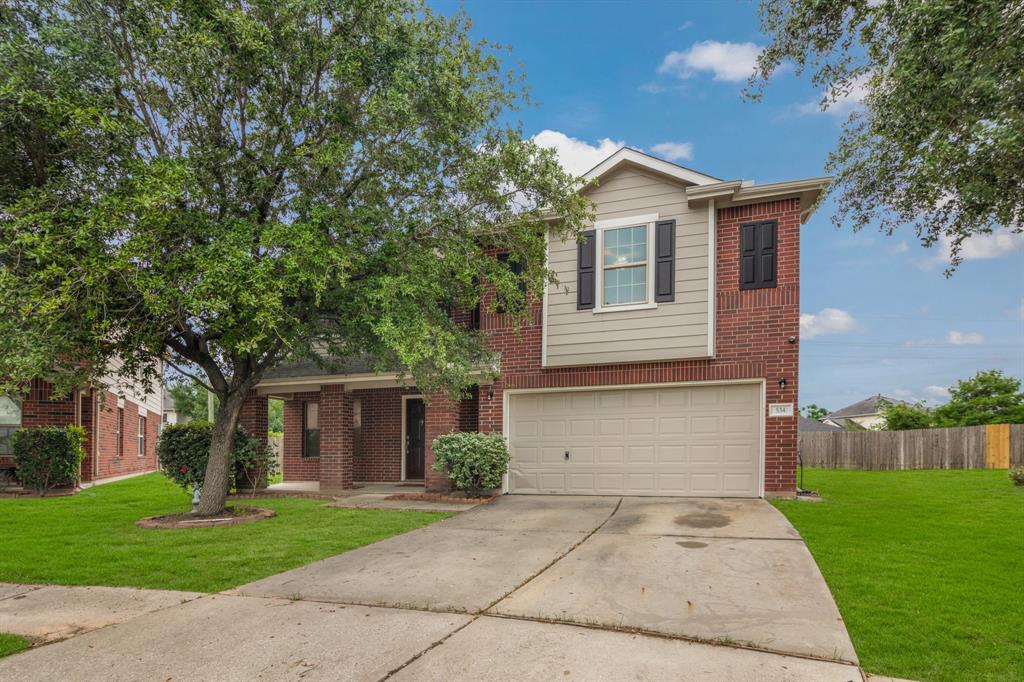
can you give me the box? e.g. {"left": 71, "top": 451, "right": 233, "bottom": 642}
{"left": 507, "top": 384, "right": 762, "bottom": 497}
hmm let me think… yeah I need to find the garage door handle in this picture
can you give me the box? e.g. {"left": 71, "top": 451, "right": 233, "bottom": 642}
{"left": 564, "top": 450, "right": 570, "bottom": 461}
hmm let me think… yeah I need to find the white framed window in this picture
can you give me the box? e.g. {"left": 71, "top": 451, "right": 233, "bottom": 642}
{"left": 594, "top": 214, "right": 658, "bottom": 312}
{"left": 138, "top": 415, "right": 146, "bottom": 457}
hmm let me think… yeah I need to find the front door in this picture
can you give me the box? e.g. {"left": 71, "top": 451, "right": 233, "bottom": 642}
{"left": 404, "top": 398, "right": 426, "bottom": 480}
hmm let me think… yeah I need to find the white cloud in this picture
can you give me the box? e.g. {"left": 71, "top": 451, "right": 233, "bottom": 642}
{"left": 658, "top": 41, "right": 762, "bottom": 83}
{"left": 650, "top": 141, "right": 694, "bottom": 162}
{"left": 936, "top": 227, "right": 1024, "bottom": 262}
{"left": 800, "top": 308, "right": 858, "bottom": 340}
{"left": 946, "top": 330, "right": 983, "bottom": 345}
{"left": 925, "top": 385, "right": 950, "bottom": 398}
{"left": 531, "top": 130, "right": 624, "bottom": 176}
{"left": 892, "top": 241, "right": 910, "bottom": 254}
{"left": 799, "top": 74, "right": 870, "bottom": 117}
{"left": 678, "top": 20, "right": 694, "bottom": 31}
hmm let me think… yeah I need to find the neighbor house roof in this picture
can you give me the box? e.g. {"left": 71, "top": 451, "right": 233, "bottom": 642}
{"left": 798, "top": 415, "right": 843, "bottom": 432}
{"left": 826, "top": 395, "right": 910, "bottom": 420}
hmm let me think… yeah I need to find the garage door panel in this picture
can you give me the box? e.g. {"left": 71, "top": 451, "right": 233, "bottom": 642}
{"left": 509, "top": 384, "right": 761, "bottom": 497}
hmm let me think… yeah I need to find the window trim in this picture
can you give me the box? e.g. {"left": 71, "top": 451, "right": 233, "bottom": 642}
{"left": 302, "top": 400, "right": 320, "bottom": 459}
{"left": 592, "top": 214, "right": 659, "bottom": 314}
{"left": 116, "top": 407, "right": 124, "bottom": 459}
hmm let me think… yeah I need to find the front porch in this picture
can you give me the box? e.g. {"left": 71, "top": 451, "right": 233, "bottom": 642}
{"left": 240, "top": 375, "right": 490, "bottom": 493}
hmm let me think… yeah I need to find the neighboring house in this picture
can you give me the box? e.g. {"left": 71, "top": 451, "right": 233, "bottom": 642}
{"left": 239, "top": 147, "right": 828, "bottom": 498}
{"left": 823, "top": 395, "right": 909, "bottom": 430}
{"left": 0, "top": 364, "right": 162, "bottom": 484}
{"left": 162, "top": 393, "right": 184, "bottom": 428}
{"left": 798, "top": 415, "right": 842, "bottom": 433}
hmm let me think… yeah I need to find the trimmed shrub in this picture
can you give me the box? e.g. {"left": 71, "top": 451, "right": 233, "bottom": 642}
{"left": 157, "top": 421, "right": 265, "bottom": 492}
{"left": 1010, "top": 467, "right": 1024, "bottom": 487}
{"left": 431, "top": 432, "right": 508, "bottom": 496}
{"left": 11, "top": 426, "right": 86, "bottom": 495}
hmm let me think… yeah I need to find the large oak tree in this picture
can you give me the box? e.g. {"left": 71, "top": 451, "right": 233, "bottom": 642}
{"left": 0, "top": 0, "right": 590, "bottom": 513}
{"left": 748, "top": 0, "right": 1023, "bottom": 270}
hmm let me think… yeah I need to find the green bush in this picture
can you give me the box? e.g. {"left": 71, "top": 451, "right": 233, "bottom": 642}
{"left": 1010, "top": 467, "right": 1024, "bottom": 487}
{"left": 233, "top": 434, "right": 278, "bottom": 493}
{"left": 156, "top": 421, "right": 266, "bottom": 492}
{"left": 431, "top": 432, "right": 508, "bottom": 497}
{"left": 11, "top": 426, "right": 86, "bottom": 495}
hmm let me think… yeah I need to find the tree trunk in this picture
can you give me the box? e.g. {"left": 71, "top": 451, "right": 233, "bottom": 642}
{"left": 196, "top": 391, "right": 246, "bottom": 516}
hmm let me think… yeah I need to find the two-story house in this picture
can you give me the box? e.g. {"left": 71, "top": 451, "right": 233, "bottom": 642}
{"left": 240, "top": 148, "right": 827, "bottom": 498}
{"left": 0, "top": 363, "right": 163, "bottom": 484}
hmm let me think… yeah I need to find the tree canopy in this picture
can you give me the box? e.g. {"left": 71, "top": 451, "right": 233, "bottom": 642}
{"left": 0, "top": 0, "right": 590, "bottom": 513}
{"left": 880, "top": 370, "right": 1024, "bottom": 430}
{"left": 748, "top": 0, "right": 1023, "bottom": 271}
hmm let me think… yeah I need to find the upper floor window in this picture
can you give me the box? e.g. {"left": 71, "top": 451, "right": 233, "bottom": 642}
{"left": 576, "top": 213, "right": 676, "bottom": 312}
{"left": 602, "top": 225, "right": 648, "bottom": 306}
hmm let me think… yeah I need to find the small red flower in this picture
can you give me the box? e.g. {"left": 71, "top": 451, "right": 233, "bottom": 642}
{"left": 180, "top": 466, "right": 188, "bottom": 473}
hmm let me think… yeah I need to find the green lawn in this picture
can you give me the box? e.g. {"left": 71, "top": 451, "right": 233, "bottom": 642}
{"left": 773, "top": 469, "right": 1024, "bottom": 682}
{"left": 0, "top": 634, "right": 29, "bottom": 658}
{"left": 0, "top": 474, "right": 449, "bottom": 593}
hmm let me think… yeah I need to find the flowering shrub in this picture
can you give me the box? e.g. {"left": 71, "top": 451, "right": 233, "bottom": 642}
{"left": 430, "top": 432, "right": 508, "bottom": 497}
{"left": 157, "top": 421, "right": 263, "bottom": 492}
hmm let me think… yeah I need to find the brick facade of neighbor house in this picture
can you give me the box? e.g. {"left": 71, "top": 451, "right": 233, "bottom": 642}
{"left": 2, "top": 379, "right": 160, "bottom": 484}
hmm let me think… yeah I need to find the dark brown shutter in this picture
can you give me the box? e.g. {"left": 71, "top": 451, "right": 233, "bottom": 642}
{"left": 739, "top": 220, "right": 777, "bottom": 290}
{"left": 654, "top": 219, "right": 676, "bottom": 302}
{"left": 577, "top": 230, "right": 596, "bottom": 310}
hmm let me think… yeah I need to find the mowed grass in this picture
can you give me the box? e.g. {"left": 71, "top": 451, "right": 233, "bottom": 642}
{"left": 773, "top": 469, "right": 1024, "bottom": 682}
{"left": 0, "top": 633, "right": 29, "bottom": 658}
{"left": 0, "top": 474, "right": 449, "bottom": 593}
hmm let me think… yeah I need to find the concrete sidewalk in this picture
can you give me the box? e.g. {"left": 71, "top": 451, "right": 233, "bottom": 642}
{"left": 0, "top": 583, "right": 201, "bottom": 642}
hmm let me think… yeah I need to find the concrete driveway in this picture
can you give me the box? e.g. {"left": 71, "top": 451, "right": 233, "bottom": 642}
{"left": 0, "top": 495, "right": 861, "bottom": 681}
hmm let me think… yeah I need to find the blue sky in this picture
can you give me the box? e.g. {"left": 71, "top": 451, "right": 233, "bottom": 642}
{"left": 432, "top": 0, "right": 1024, "bottom": 412}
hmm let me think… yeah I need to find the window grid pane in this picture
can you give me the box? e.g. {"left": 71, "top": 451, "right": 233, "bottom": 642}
{"left": 603, "top": 265, "right": 647, "bottom": 305}
{"left": 603, "top": 226, "right": 647, "bottom": 267}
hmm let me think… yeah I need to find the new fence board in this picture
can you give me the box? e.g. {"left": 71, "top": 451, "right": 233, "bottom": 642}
{"left": 798, "top": 424, "right": 1010, "bottom": 470}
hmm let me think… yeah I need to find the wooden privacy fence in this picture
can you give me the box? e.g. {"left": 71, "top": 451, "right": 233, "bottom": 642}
{"left": 798, "top": 423, "right": 1022, "bottom": 470}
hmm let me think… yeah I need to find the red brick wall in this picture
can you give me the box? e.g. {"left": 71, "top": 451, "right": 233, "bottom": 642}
{"left": 90, "top": 390, "right": 159, "bottom": 481}
{"left": 424, "top": 393, "right": 461, "bottom": 492}
{"left": 350, "top": 387, "right": 420, "bottom": 483}
{"left": 282, "top": 392, "right": 320, "bottom": 481}
{"left": 320, "top": 384, "right": 352, "bottom": 490}
{"left": 477, "top": 197, "right": 801, "bottom": 495}
{"left": 238, "top": 391, "right": 268, "bottom": 448}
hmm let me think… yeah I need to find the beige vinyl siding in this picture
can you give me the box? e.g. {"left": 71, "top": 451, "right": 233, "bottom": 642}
{"left": 544, "top": 167, "right": 711, "bottom": 367}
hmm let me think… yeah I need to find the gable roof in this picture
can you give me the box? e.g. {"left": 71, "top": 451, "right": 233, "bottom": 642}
{"left": 798, "top": 415, "right": 843, "bottom": 432}
{"left": 827, "top": 395, "right": 911, "bottom": 420}
{"left": 577, "top": 146, "right": 830, "bottom": 224}
{"left": 581, "top": 147, "right": 721, "bottom": 188}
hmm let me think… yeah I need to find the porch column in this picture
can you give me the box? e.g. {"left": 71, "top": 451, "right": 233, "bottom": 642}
{"left": 425, "top": 393, "right": 460, "bottom": 492}
{"left": 320, "top": 384, "right": 354, "bottom": 491}
{"left": 238, "top": 390, "right": 268, "bottom": 448}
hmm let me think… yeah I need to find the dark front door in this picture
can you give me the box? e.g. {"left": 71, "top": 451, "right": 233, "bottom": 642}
{"left": 405, "top": 398, "right": 426, "bottom": 480}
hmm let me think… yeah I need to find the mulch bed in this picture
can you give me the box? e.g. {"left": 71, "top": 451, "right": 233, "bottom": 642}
{"left": 0, "top": 486, "right": 78, "bottom": 498}
{"left": 136, "top": 505, "right": 276, "bottom": 529}
{"left": 384, "top": 492, "right": 497, "bottom": 505}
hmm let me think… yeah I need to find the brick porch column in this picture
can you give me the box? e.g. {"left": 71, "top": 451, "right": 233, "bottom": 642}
{"left": 319, "top": 384, "right": 354, "bottom": 491}
{"left": 425, "top": 393, "right": 460, "bottom": 492}
{"left": 238, "top": 391, "right": 268, "bottom": 448}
